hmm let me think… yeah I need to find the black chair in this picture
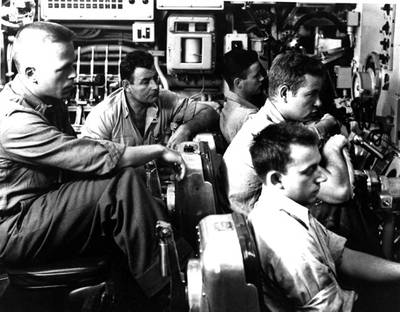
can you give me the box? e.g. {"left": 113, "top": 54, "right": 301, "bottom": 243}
{"left": 0, "top": 256, "right": 113, "bottom": 312}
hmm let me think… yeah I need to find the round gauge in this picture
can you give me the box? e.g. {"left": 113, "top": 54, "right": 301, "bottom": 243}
{"left": 365, "top": 52, "right": 382, "bottom": 99}
{"left": 351, "top": 71, "right": 373, "bottom": 99}
{"left": 351, "top": 52, "right": 382, "bottom": 100}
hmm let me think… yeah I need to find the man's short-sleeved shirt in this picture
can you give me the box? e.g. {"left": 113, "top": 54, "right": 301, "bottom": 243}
{"left": 219, "top": 90, "right": 258, "bottom": 144}
{"left": 81, "top": 88, "right": 191, "bottom": 146}
{"left": 223, "top": 99, "right": 285, "bottom": 214}
{"left": 0, "top": 75, "right": 125, "bottom": 211}
{"left": 249, "top": 187, "right": 357, "bottom": 311}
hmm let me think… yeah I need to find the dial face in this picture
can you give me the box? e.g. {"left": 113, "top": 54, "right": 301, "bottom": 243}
{"left": 352, "top": 72, "right": 373, "bottom": 98}
{"left": 365, "top": 52, "right": 382, "bottom": 99}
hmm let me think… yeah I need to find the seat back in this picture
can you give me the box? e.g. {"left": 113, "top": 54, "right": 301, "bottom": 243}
{"left": 187, "top": 213, "right": 264, "bottom": 312}
{"left": 5, "top": 257, "right": 109, "bottom": 290}
{"left": 232, "top": 212, "right": 268, "bottom": 312}
{"left": 0, "top": 257, "right": 111, "bottom": 312}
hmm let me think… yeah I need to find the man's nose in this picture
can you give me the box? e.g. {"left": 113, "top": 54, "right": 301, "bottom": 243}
{"left": 314, "top": 96, "right": 322, "bottom": 108}
{"left": 70, "top": 67, "right": 77, "bottom": 80}
{"left": 316, "top": 166, "right": 327, "bottom": 183}
{"left": 149, "top": 78, "right": 158, "bottom": 89}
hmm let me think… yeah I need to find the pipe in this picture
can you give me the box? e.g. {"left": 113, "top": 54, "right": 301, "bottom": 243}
{"left": 74, "top": 61, "right": 121, "bottom": 66}
{"left": 76, "top": 44, "right": 134, "bottom": 56}
{"left": 0, "top": 17, "right": 19, "bottom": 28}
{"left": 117, "top": 45, "right": 122, "bottom": 86}
{"left": 6, "top": 42, "right": 14, "bottom": 80}
{"left": 75, "top": 46, "right": 81, "bottom": 102}
{"left": 77, "top": 52, "right": 126, "bottom": 60}
{"left": 63, "top": 23, "right": 132, "bottom": 31}
{"left": 167, "top": 76, "right": 222, "bottom": 89}
{"left": 153, "top": 46, "right": 169, "bottom": 90}
{"left": 104, "top": 45, "right": 108, "bottom": 95}
{"left": 89, "top": 46, "right": 95, "bottom": 102}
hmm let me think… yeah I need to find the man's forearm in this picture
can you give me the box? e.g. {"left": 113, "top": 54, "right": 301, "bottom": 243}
{"left": 117, "top": 144, "right": 166, "bottom": 169}
{"left": 318, "top": 158, "right": 351, "bottom": 203}
{"left": 318, "top": 137, "right": 353, "bottom": 203}
{"left": 183, "top": 106, "right": 219, "bottom": 136}
{"left": 339, "top": 248, "right": 400, "bottom": 283}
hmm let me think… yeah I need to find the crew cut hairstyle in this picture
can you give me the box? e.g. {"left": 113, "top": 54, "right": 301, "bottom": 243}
{"left": 222, "top": 48, "right": 260, "bottom": 90}
{"left": 12, "top": 21, "right": 75, "bottom": 70}
{"left": 268, "top": 50, "right": 325, "bottom": 99}
{"left": 120, "top": 50, "right": 154, "bottom": 82}
{"left": 250, "top": 122, "right": 319, "bottom": 179}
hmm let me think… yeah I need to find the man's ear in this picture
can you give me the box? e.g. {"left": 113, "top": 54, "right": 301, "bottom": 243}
{"left": 122, "top": 79, "right": 130, "bottom": 88}
{"left": 25, "top": 67, "right": 37, "bottom": 84}
{"left": 25, "top": 67, "right": 36, "bottom": 78}
{"left": 266, "top": 170, "right": 283, "bottom": 188}
{"left": 277, "top": 84, "right": 289, "bottom": 103}
{"left": 233, "top": 77, "right": 242, "bottom": 90}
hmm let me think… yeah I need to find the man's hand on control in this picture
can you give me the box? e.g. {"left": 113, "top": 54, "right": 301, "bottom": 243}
{"left": 159, "top": 147, "right": 186, "bottom": 181}
{"left": 322, "top": 134, "right": 349, "bottom": 156}
{"left": 166, "top": 125, "right": 191, "bottom": 150}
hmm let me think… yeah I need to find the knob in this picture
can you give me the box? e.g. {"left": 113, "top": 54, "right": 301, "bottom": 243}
{"left": 379, "top": 53, "right": 389, "bottom": 64}
{"left": 381, "top": 22, "right": 390, "bottom": 35}
{"left": 380, "top": 38, "right": 390, "bottom": 50}
{"left": 382, "top": 4, "right": 392, "bottom": 16}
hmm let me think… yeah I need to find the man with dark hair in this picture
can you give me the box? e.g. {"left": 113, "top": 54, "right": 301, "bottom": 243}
{"left": 81, "top": 49, "right": 219, "bottom": 149}
{"left": 0, "top": 21, "right": 190, "bottom": 310}
{"left": 219, "top": 48, "right": 265, "bottom": 144}
{"left": 249, "top": 122, "right": 400, "bottom": 311}
{"left": 223, "top": 50, "right": 352, "bottom": 214}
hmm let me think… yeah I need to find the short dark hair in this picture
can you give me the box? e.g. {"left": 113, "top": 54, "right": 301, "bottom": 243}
{"left": 222, "top": 48, "right": 260, "bottom": 90}
{"left": 250, "top": 122, "right": 319, "bottom": 179}
{"left": 120, "top": 50, "right": 154, "bottom": 81}
{"left": 13, "top": 21, "right": 75, "bottom": 70}
{"left": 268, "top": 51, "right": 324, "bottom": 99}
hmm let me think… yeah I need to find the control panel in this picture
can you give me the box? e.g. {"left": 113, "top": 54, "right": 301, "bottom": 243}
{"left": 379, "top": 4, "right": 395, "bottom": 71}
{"left": 40, "top": 0, "right": 154, "bottom": 20}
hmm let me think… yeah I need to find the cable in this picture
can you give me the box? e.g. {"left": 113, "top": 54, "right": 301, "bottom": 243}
{"left": 75, "top": 28, "right": 102, "bottom": 40}
{"left": 188, "top": 75, "right": 205, "bottom": 101}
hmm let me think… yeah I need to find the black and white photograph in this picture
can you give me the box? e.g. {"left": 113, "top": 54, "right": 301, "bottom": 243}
{"left": 0, "top": 0, "right": 399, "bottom": 311}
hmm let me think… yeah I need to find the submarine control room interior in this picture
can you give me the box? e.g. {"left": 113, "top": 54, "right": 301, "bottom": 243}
{"left": 1, "top": 1, "right": 400, "bottom": 311}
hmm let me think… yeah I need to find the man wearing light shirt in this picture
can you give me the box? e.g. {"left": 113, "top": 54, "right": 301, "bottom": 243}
{"left": 0, "top": 22, "right": 190, "bottom": 311}
{"left": 219, "top": 48, "right": 265, "bottom": 144}
{"left": 223, "top": 51, "right": 352, "bottom": 215}
{"left": 249, "top": 122, "right": 400, "bottom": 311}
{"left": 81, "top": 50, "right": 219, "bottom": 149}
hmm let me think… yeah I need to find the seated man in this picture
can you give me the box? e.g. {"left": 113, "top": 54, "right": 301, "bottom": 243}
{"left": 0, "top": 21, "right": 189, "bottom": 310}
{"left": 219, "top": 48, "right": 265, "bottom": 144}
{"left": 249, "top": 122, "right": 400, "bottom": 311}
{"left": 81, "top": 49, "right": 219, "bottom": 149}
{"left": 223, "top": 50, "right": 352, "bottom": 214}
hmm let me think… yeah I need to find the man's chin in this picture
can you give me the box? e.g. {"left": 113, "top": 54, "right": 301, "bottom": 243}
{"left": 305, "top": 194, "right": 319, "bottom": 205}
{"left": 62, "top": 88, "right": 74, "bottom": 98}
{"left": 148, "top": 95, "right": 159, "bottom": 103}
{"left": 306, "top": 111, "right": 323, "bottom": 122}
